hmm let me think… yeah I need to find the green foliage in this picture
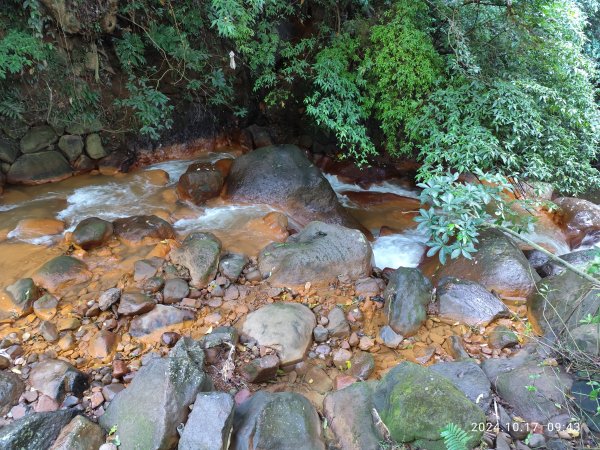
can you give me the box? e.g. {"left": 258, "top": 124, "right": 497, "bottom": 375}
{"left": 440, "top": 423, "right": 471, "bottom": 450}
{"left": 0, "top": 29, "right": 48, "bottom": 80}
{"left": 415, "top": 171, "right": 532, "bottom": 263}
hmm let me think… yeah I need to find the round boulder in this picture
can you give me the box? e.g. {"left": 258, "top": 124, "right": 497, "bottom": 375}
{"left": 177, "top": 162, "right": 224, "bottom": 205}
{"left": 7, "top": 151, "right": 72, "bottom": 185}
{"left": 113, "top": 215, "right": 175, "bottom": 245}
{"left": 32, "top": 256, "right": 92, "bottom": 294}
{"left": 71, "top": 217, "right": 114, "bottom": 249}
{"left": 20, "top": 125, "right": 57, "bottom": 153}
{"left": 554, "top": 197, "right": 600, "bottom": 246}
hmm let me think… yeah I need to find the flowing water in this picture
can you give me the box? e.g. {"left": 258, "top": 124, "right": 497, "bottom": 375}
{"left": 0, "top": 150, "right": 579, "bottom": 287}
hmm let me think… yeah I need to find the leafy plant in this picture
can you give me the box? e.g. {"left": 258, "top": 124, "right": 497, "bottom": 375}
{"left": 440, "top": 423, "right": 471, "bottom": 450}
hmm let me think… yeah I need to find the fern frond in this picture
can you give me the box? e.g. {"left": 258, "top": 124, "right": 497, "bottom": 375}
{"left": 440, "top": 423, "right": 470, "bottom": 450}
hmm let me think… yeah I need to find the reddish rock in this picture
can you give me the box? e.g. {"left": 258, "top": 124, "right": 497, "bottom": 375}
{"left": 113, "top": 215, "right": 175, "bottom": 245}
{"left": 117, "top": 292, "right": 155, "bottom": 316}
{"left": 35, "top": 395, "right": 59, "bottom": 412}
{"left": 90, "top": 391, "right": 105, "bottom": 409}
{"left": 112, "top": 360, "right": 129, "bottom": 378}
{"left": 334, "top": 375, "right": 357, "bottom": 391}
{"left": 88, "top": 330, "right": 118, "bottom": 360}
{"left": 234, "top": 388, "right": 252, "bottom": 405}
{"left": 177, "top": 162, "right": 224, "bottom": 205}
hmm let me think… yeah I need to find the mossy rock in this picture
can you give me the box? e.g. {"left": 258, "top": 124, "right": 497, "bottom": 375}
{"left": 85, "top": 134, "right": 108, "bottom": 160}
{"left": 20, "top": 126, "right": 58, "bottom": 154}
{"left": 373, "top": 362, "right": 485, "bottom": 449}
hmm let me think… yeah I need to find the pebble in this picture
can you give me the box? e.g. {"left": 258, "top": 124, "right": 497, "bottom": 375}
{"left": 112, "top": 360, "right": 129, "bottom": 378}
{"left": 10, "top": 404, "right": 27, "bottom": 420}
{"left": 35, "top": 395, "right": 59, "bottom": 412}
{"left": 22, "top": 390, "right": 39, "bottom": 403}
{"left": 39, "top": 321, "right": 59, "bottom": 342}
{"left": 358, "top": 336, "right": 374, "bottom": 351}
{"left": 315, "top": 344, "right": 332, "bottom": 356}
{"left": 58, "top": 333, "right": 76, "bottom": 351}
{"left": 313, "top": 325, "right": 328, "bottom": 343}
{"left": 161, "top": 332, "right": 181, "bottom": 347}
{"left": 348, "top": 332, "right": 359, "bottom": 347}
{"left": 90, "top": 391, "right": 105, "bottom": 409}
{"left": 332, "top": 349, "right": 352, "bottom": 367}
{"left": 334, "top": 375, "right": 357, "bottom": 390}
{"left": 207, "top": 298, "right": 223, "bottom": 308}
{"left": 204, "top": 312, "right": 222, "bottom": 324}
{"left": 99, "top": 288, "right": 121, "bottom": 311}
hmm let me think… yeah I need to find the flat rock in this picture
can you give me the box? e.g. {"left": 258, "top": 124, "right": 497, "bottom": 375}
{"left": 7, "top": 151, "right": 72, "bottom": 185}
{"left": 117, "top": 292, "right": 155, "bottom": 316}
{"left": 162, "top": 278, "right": 189, "bottom": 303}
{"left": 33, "top": 294, "right": 58, "bottom": 321}
{"left": 258, "top": 221, "right": 372, "bottom": 287}
{"left": 179, "top": 392, "right": 234, "bottom": 450}
{"left": 170, "top": 232, "right": 221, "bottom": 288}
{"left": 0, "top": 410, "right": 77, "bottom": 450}
{"left": 383, "top": 267, "right": 432, "bottom": 337}
{"left": 99, "top": 338, "right": 210, "bottom": 450}
{"left": 241, "top": 302, "right": 315, "bottom": 366}
{"left": 437, "top": 277, "right": 510, "bottom": 326}
{"left": 232, "top": 391, "right": 325, "bottom": 450}
{"left": 32, "top": 256, "right": 91, "bottom": 294}
{"left": 129, "top": 304, "right": 195, "bottom": 338}
{"left": 430, "top": 360, "right": 492, "bottom": 412}
{"left": 113, "top": 215, "right": 175, "bottom": 245}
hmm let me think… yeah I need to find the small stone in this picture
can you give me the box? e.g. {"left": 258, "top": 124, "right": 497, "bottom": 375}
{"left": 204, "top": 312, "right": 222, "bottom": 324}
{"left": 85, "top": 304, "right": 101, "bottom": 317}
{"left": 358, "top": 336, "right": 374, "bottom": 351}
{"left": 315, "top": 344, "right": 331, "bottom": 356}
{"left": 334, "top": 375, "right": 357, "bottom": 390}
{"left": 88, "top": 330, "right": 118, "bottom": 360}
{"left": 332, "top": 349, "right": 352, "bottom": 367}
{"left": 5, "top": 344, "right": 24, "bottom": 359}
{"left": 161, "top": 332, "right": 181, "bottom": 347}
{"left": 348, "top": 351, "right": 375, "bottom": 380}
{"left": 90, "top": 391, "right": 105, "bottom": 409}
{"left": 117, "top": 292, "right": 155, "bottom": 316}
{"left": 102, "top": 383, "right": 125, "bottom": 402}
{"left": 162, "top": 278, "right": 189, "bottom": 304}
{"left": 134, "top": 259, "right": 159, "bottom": 282}
{"left": 219, "top": 253, "right": 248, "bottom": 281}
{"left": 348, "top": 332, "right": 359, "bottom": 347}
{"left": 22, "top": 390, "right": 39, "bottom": 403}
{"left": 313, "top": 325, "right": 328, "bottom": 343}
{"left": 240, "top": 355, "right": 280, "bottom": 383}
{"left": 10, "top": 404, "right": 27, "bottom": 419}
{"left": 327, "top": 307, "right": 350, "bottom": 338}
{"left": 33, "top": 294, "right": 58, "bottom": 321}
{"left": 234, "top": 388, "right": 252, "bottom": 405}
{"left": 141, "top": 276, "right": 164, "bottom": 293}
{"left": 56, "top": 317, "right": 81, "bottom": 331}
{"left": 223, "top": 285, "right": 239, "bottom": 301}
{"left": 245, "top": 269, "right": 262, "bottom": 282}
{"left": 447, "top": 335, "right": 470, "bottom": 360}
{"left": 35, "top": 394, "right": 59, "bottom": 412}
{"left": 488, "top": 325, "right": 520, "bottom": 349}
{"left": 379, "top": 325, "right": 403, "bottom": 349}
{"left": 98, "top": 288, "right": 121, "bottom": 311}
{"left": 39, "top": 321, "right": 59, "bottom": 342}
{"left": 57, "top": 333, "right": 75, "bottom": 351}
{"left": 526, "top": 434, "right": 546, "bottom": 448}
{"left": 0, "top": 355, "right": 10, "bottom": 369}
{"left": 112, "top": 360, "right": 129, "bottom": 378}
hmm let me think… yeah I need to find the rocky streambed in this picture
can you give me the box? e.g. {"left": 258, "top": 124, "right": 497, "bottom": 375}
{"left": 0, "top": 143, "right": 598, "bottom": 450}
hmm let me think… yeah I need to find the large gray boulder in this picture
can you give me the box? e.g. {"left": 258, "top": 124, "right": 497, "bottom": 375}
{"left": 20, "top": 125, "right": 58, "bottom": 153}
{"left": 566, "top": 323, "right": 600, "bottom": 356}
{"left": 170, "top": 232, "right": 221, "bottom": 288}
{"left": 57, "top": 135, "right": 84, "bottom": 163}
{"left": 240, "top": 303, "right": 315, "bottom": 366}
{"left": 383, "top": 267, "right": 432, "bottom": 337}
{"left": 232, "top": 391, "right": 325, "bottom": 450}
{"left": 99, "top": 338, "right": 210, "bottom": 450}
{"left": 226, "top": 145, "right": 362, "bottom": 229}
{"left": 258, "top": 221, "right": 372, "bottom": 287}
{"left": 433, "top": 229, "right": 539, "bottom": 298}
{"left": 7, "top": 151, "right": 72, "bottom": 185}
{"left": 437, "top": 277, "right": 510, "bottom": 326}
{"left": 0, "top": 410, "right": 78, "bottom": 450}
{"left": 178, "top": 392, "right": 234, "bottom": 450}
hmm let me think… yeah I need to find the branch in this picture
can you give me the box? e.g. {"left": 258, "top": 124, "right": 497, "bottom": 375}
{"left": 484, "top": 223, "right": 600, "bottom": 286}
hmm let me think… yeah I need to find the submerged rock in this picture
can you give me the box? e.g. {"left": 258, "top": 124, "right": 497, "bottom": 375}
{"left": 240, "top": 302, "right": 315, "bottom": 366}
{"left": 258, "top": 221, "right": 372, "bottom": 287}
{"left": 226, "top": 144, "right": 362, "bottom": 229}
{"left": 0, "top": 410, "right": 77, "bottom": 450}
{"left": 113, "top": 215, "right": 175, "bottom": 245}
{"left": 32, "top": 256, "right": 92, "bottom": 294}
{"left": 232, "top": 391, "right": 325, "bottom": 450}
{"left": 437, "top": 277, "right": 510, "bottom": 326}
{"left": 170, "top": 232, "right": 221, "bottom": 288}
{"left": 100, "top": 338, "right": 210, "bottom": 450}
{"left": 383, "top": 267, "right": 432, "bottom": 337}
{"left": 433, "top": 229, "right": 539, "bottom": 298}
{"left": 179, "top": 392, "right": 235, "bottom": 450}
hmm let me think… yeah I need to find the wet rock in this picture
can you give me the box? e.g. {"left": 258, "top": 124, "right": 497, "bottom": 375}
{"left": 113, "top": 215, "right": 175, "bottom": 245}
{"left": 129, "top": 304, "right": 194, "bottom": 338}
{"left": 49, "top": 415, "right": 104, "bottom": 450}
{"left": 88, "top": 330, "right": 118, "bottom": 360}
{"left": 226, "top": 144, "right": 361, "bottom": 229}
{"left": 232, "top": 391, "right": 325, "bottom": 450}
{"left": 383, "top": 267, "right": 432, "bottom": 337}
{"left": 11, "top": 218, "right": 65, "bottom": 239}
{"left": 7, "top": 151, "right": 72, "bottom": 185}
{"left": 538, "top": 248, "right": 597, "bottom": 278}
{"left": 29, "top": 359, "right": 88, "bottom": 402}
{"left": 71, "top": 217, "right": 113, "bottom": 249}
{"left": 20, "top": 125, "right": 58, "bottom": 153}
{"left": 33, "top": 294, "right": 58, "bottom": 321}
{"left": 0, "top": 278, "right": 40, "bottom": 321}
{"left": 170, "top": 232, "right": 221, "bottom": 288}
{"left": 258, "top": 221, "right": 372, "bottom": 287}
{"left": 99, "top": 338, "right": 210, "bottom": 450}
{"left": 199, "top": 326, "right": 239, "bottom": 349}
{"left": 566, "top": 323, "right": 600, "bottom": 356}
{"left": 134, "top": 258, "right": 162, "bottom": 282}
{"left": 57, "top": 135, "right": 83, "bottom": 163}
{"left": 179, "top": 392, "right": 235, "bottom": 450}
{"left": 0, "top": 410, "right": 77, "bottom": 450}
{"left": 219, "top": 253, "right": 248, "bottom": 281}
{"left": 117, "top": 292, "right": 155, "bottom": 316}
{"left": 39, "top": 321, "right": 59, "bottom": 342}
{"left": 327, "top": 307, "right": 350, "bottom": 338}
{"left": 324, "top": 382, "right": 382, "bottom": 450}
{"left": 241, "top": 303, "right": 315, "bottom": 366}
{"left": 72, "top": 154, "right": 95, "bottom": 174}
{"left": 433, "top": 229, "right": 539, "bottom": 298}
{"left": 98, "top": 288, "right": 121, "bottom": 311}
{"left": 177, "top": 162, "right": 224, "bottom": 205}
{"left": 32, "top": 256, "right": 91, "bottom": 294}
{"left": 527, "top": 268, "right": 600, "bottom": 337}
{"left": 482, "top": 350, "right": 573, "bottom": 424}
{"left": 373, "top": 362, "right": 485, "bottom": 449}
{"left": 240, "top": 354, "right": 280, "bottom": 383}
{"left": 554, "top": 197, "right": 600, "bottom": 245}
{"left": 488, "top": 325, "right": 520, "bottom": 349}
{"left": 437, "top": 277, "right": 510, "bottom": 326}
{"left": 379, "top": 325, "right": 403, "bottom": 349}
{"left": 430, "top": 360, "right": 492, "bottom": 412}
{"left": 162, "top": 278, "right": 189, "bottom": 304}
{"left": 349, "top": 351, "right": 375, "bottom": 380}
{"left": 85, "top": 134, "right": 107, "bottom": 159}
{"left": 0, "top": 371, "right": 24, "bottom": 415}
